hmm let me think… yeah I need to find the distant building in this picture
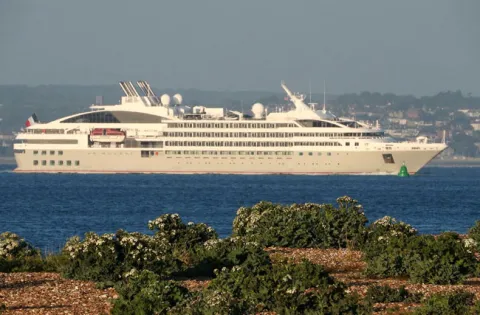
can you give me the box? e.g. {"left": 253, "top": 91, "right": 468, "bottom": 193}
{"left": 406, "top": 109, "right": 421, "bottom": 119}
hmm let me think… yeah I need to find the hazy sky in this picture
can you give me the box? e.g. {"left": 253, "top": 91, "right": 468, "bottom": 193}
{"left": 0, "top": 0, "right": 478, "bottom": 95}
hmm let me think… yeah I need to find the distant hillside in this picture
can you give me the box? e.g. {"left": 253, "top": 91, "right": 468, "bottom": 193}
{"left": 1, "top": 85, "right": 479, "bottom": 134}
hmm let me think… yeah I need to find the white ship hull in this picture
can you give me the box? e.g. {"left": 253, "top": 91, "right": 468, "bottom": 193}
{"left": 13, "top": 147, "right": 444, "bottom": 175}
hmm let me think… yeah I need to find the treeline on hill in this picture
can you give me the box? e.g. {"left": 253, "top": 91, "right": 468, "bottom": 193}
{"left": 1, "top": 85, "right": 479, "bottom": 133}
{"left": 2, "top": 196, "right": 480, "bottom": 314}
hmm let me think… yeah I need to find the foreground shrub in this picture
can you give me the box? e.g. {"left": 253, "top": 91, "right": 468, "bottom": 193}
{"left": 406, "top": 233, "right": 476, "bottom": 285}
{"left": 366, "top": 285, "right": 423, "bottom": 303}
{"left": 232, "top": 196, "right": 367, "bottom": 249}
{"left": 62, "top": 214, "right": 218, "bottom": 282}
{"left": 112, "top": 270, "right": 190, "bottom": 315}
{"left": 414, "top": 291, "right": 475, "bottom": 315}
{"left": 0, "top": 232, "right": 44, "bottom": 272}
{"left": 363, "top": 216, "right": 418, "bottom": 278}
{"left": 186, "top": 259, "right": 372, "bottom": 314}
{"left": 467, "top": 220, "right": 480, "bottom": 251}
{"left": 363, "top": 220, "right": 476, "bottom": 284}
{"left": 180, "top": 237, "right": 270, "bottom": 277}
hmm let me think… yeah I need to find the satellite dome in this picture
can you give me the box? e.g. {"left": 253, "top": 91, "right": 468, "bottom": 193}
{"left": 251, "top": 103, "right": 265, "bottom": 119}
{"left": 160, "top": 94, "right": 171, "bottom": 106}
{"left": 173, "top": 93, "right": 183, "bottom": 105}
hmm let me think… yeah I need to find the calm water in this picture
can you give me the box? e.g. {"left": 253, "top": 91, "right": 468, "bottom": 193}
{"left": 0, "top": 164, "right": 479, "bottom": 251}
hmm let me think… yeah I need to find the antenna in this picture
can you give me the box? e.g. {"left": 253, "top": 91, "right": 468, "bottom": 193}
{"left": 323, "top": 80, "right": 326, "bottom": 112}
{"left": 309, "top": 80, "right": 312, "bottom": 103}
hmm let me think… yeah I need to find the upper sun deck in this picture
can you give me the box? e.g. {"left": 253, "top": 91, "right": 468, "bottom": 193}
{"left": 19, "top": 80, "right": 382, "bottom": 136}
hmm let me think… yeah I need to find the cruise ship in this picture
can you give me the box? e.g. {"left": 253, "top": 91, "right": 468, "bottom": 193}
{"left": 13, "top": 81, "right": 447, "bottom": 175}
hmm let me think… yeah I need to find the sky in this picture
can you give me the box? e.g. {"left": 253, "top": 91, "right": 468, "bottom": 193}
{"left": 0, "top": 0, "right": 479, "bottom": 95}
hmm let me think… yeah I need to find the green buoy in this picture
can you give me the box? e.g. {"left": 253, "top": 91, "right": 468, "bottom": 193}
{"left": 398, "top": 163, "right": 410, "bottom": 177}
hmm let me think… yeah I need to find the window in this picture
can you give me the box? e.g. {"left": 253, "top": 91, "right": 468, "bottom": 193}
{"left": 50, "top": 160, "right": 55, "bottom": 166}
{"left": 33, "top": 160, "right": 39, "bottom": 165}
{"left": 50, "top": 151, "right": 55, "bottom": 155}
{"left": 308, "top": 152, "right": 313, "bottom": 156}
{"left": 58, "top": 160, "right": 64, "bottom": 166}
{"left": 383, "top": 154, "right": 395, "bottom": 164}
{"left": 75, "top": 160, "right": 80, "bottom": 166}
{"left": 355, "top": 142, "right": 359, "bottom": 146}
{"left": 299, "top": 152, "right": 303, "bottom": 156}
{"left": 327, "top": 152, "right": 331, "bottom": 156}
{"left": 58, "top": 151, "right": 63, "bottom": 155}
{"left": 67, "top": 160, "right": 72, "bottom": 166}
{"left": 33, "top": 151, "right": 38, "bottom": 155}
{"left": 141, "top": 151, "right": 150, "bottom": 158}
{"left": 345, "top": 142, "right": 350, "bottom": 146}
{"left": 41, "top": 151, "right": 47, "bottom": 155}
{"left": 41, "top": 160, "right": 47, "bottom": 165}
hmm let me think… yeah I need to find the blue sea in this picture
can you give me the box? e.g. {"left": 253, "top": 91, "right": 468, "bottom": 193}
{"left": 0, "top": 164, "right": 479, "bottom": 251}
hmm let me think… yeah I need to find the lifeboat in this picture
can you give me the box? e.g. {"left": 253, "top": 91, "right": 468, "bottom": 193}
{"left": 89, "top": 128, "right": 126, "bottom": 143}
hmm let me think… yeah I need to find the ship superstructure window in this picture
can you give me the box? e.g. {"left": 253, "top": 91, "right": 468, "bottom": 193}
{"left": 42, "top": 160, "right": 46, "bottom": 165}
{"left": 50, "top": 150, "right": 55, "bottom": 155}
{"left": 75, "top": 161, "right": 80, "bottom": 166}
{"left": 355, "top": 142, "right": 359, "bottom": 146}
{"left": 41, "top": 151, "right": 46, "bottom": 155}
{"left": 50, "top": 160, "right": 55, "bottom": 166}
{"left": 58, "top": 160, "right": 64, "bottom": 166}
{"left": 61, "top": 111, "right": 120, "bottom": 123}
{"left": 383, "top": 154, "right": 395, "bottom": 164}
{"left": 58, "top": 151, "right": 63, "bottom": 155}
{"left": 33, "top": 160, "right": 38, "bottom": 165}
{"left": 67, "top": 161, "right": 72, "bottom": 166}
{"left": 296, "top": 120, "right": 341, "bottom": 128}
{"left": 33, "top": 151, "right": 38, "bottom": 155}
{"left": 61, "top": 111, "right": 165, "bottom": 124}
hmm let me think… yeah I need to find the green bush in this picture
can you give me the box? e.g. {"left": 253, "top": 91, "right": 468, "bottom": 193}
{"left": 112, "top": 270, "right": 191, "bottom": 315}
{"left": 414, "top": 291, "right": 475, "bottom": 315}
{"left": 0, "top": 232, "right": 45, "bottom": 272}
{"left": 467, "top": 220, "right": 480, "bottom": 251}
{"left": 232, "top": 196, "right": 368, "bottom": 249}
{"left": 366, "top": 285, "right": 423, "bottom": 303}
{"left": 406, "top": 233, "right": 476, "bottom": 285}
{"left": 363, "top": 220, "right": 476, "bottom": 284}
{"left": 179, "top": 237, "right": 270, "bottom": 277}
{"left": 193, "top": 259, "right": 371, "bottom": 314}
{"left": 362, "top": 216, "right": 418, "bottom": 278}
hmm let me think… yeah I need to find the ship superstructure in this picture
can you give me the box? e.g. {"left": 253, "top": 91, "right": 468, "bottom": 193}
{"left": 13, "top": 81, "right": 447, "bottom": 174}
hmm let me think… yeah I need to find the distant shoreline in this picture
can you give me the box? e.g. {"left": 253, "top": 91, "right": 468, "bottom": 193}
{"left": 0, "top": 157, "right": 15, "bottom": 165}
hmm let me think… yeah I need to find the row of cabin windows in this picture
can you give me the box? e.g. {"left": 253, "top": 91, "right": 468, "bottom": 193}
{"left": 167, "top": 123, "right": 296, "bottom": 129}
{"left": 33, "top": 160, "right": 79, "bottom": 166}
{"left": 163, "top": 150, "right": 333, "bottom": 156}
{"left": 33, "top": 150, "right": 63, "bottom": 156}
{"left": 164, "top": 132, "right": 384, "bottom": 138}
{"left": 164, "top": 141, "right": 342, "bottom": 147}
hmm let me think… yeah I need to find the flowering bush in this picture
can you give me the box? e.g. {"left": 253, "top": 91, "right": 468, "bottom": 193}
{"left": 467, "top": 220, "right": 480, "bottom": 251}
{"left": 232, "top": 197, "right": 368, "bottom": 249}
{"left": 62, "top": 214, "right": 218, "bottom": 282}
{"left": 362, "top": 216, "right": 418, "bottom": 278}
{"left": 0, "top": 232, "right": 46, "bottom": 272}
{"left": 0, "top": 232, "right": 39, "bottom": 260}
